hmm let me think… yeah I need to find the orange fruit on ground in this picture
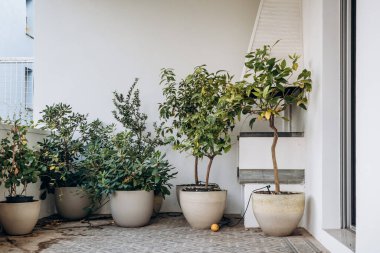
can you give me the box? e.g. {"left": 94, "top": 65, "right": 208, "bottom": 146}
{"left": 211, "top": 224, "right": 219, "bottom": 232}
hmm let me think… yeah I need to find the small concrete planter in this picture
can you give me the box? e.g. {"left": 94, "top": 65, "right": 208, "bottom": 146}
{"left": 55, "top": 187, "right": 91, "bottom": 220}
{"left": 0, "top": 200, "right": 40, "bottom": 235}
{"left": 111, "top": 190, "right": 154, "bottom": 227}
{"left": 180, "top": 190, "right": 226, "bottom": 229}
{"left": 252, "top": 192, "right": 305, "bottom": 236}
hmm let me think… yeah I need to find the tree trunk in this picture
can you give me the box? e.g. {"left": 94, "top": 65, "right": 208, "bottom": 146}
{"left": 194, "top": 157, "right": 199, "bottom": 185}
{"left": 269, "top": 115, "right": 280, "bottom": 193}
{"left": 205, "top": 156, "right": 214, "bottom": 188}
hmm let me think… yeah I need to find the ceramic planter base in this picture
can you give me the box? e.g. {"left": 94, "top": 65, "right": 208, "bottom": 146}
{"left": 180, "top": 190, "right": 226, "bottom": 229}
{"left": 55, "top": 187, "right": 91, "bottom": 220}
{"left": 0, "top": 200, "right": 40, "bottom": 235}
{"left": 252, "top": 192, "right": 305, "bottom": 236}
{"left": 111, "top": 190, "right": 154, "bottom": 227}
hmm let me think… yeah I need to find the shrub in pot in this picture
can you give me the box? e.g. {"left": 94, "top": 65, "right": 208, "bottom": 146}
{"left": 38, "top": 103, "right": 91, "bottom": 220}
{"left": 224, "top": 43, "right": 312, "bottom": 236}
{"left": 97, "top": 80, "right": 176, "bottom": 226}
{"left": 159, "top": 68, "right": 221, "bottom": 207}
{"left": 79, "top": 119, "right": 116, "bottom": 213}
{"left": 0, "top": 119, "right": 42, "bottom": 235}
{"left": 160, "top": 66, "right": 238, "bottom": 229}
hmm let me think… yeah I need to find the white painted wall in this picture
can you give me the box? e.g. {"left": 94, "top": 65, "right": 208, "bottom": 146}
{"left": 356, "top": 1, "right": 380, "bottom": 252}
{"left": 35, "top": 0, "right": 259, "bottom": 214}
{"left": 302, "top": 0, "right": 353, "bottom": 252}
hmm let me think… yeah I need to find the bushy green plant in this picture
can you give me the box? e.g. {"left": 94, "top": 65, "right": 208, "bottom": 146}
{"left": 159, "top": 65, "right": 237, "bottom": 188}
{"left": 90, "top": 80, "right": 177, "bottom": 197}
{"left": 79, "top": 119, "right": 116, "bottom": 209}
{"left": 96, "top": 132, "right": 176, "bottom": 196}
{"left": 112, "top": 78, "right": 163, "bottom": 162}
{"left": 0, "top": 119, "right": 41, "bottom": 198}
{"left": 222, "top": 43, "right": 312, "bottom": 193}
{"left": 38, "top": 103, "right": 88, "bottom": 198}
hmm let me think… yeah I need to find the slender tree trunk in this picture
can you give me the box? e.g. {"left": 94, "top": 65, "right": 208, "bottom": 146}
{"left": 194, "top": 157, "right": 199, "bottom": 185}
{"left": 269, "top": 116, "right": 280, "bottom": 193}
{"left": 205, "top": 156, "right": 214, "bottom": 188}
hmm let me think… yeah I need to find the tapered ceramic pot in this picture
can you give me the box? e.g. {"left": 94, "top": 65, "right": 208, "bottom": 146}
{"left": 0, "top": 200, "right": 40, "bottom": 235}
{"left": 252, "top": 192, "right": 305, "bottom": 236}
{"left": 180, "top": 189, "right": 226, "bottom": 229}
{"left": 111, "top": 190, "right": 154, "bottom": 227}
{"left": 55, "top": 187, "right": 91, "bottom": 220}
{"left": 153, "top": 194, "right": 163, "bottom": 214}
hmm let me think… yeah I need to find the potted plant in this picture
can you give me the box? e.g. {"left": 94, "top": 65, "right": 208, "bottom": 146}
{"left": 159, "top": 66, "right": 238, "bottom": 229}
{"left": 225, "top": 43, "right": 312, "bottom": 236}
{"left": 38, "top": 103, "right": 91, "bottom": 220}
{"left": 100, "top": 80, "right": 176, "bottom": 227}
{"left": 0, "top": 119, "right": 41, "bottom": 235}
{"left": 79, "top": 119, "right": 116, "bottom": 213}
{"left": 159, "top": 68, "right": 220, "bottom": 207}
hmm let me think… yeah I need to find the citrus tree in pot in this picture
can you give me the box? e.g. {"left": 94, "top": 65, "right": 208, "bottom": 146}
{"left": 224, "top": 43, "right": 312, "bottom": 236}
{"left": 0, "top": 119, "right": 42, "bottom": 235}
{"left": 38, "top": 103, "right": 91, "bottom": 220}
{"left": 103, "top": 80, "right": 176, "bottom": 227}
{"left": 160, "top": 66, "right": 238, "bottom": 229}
{"left": 159, "top": 68, "right": 221, "bottom": 207}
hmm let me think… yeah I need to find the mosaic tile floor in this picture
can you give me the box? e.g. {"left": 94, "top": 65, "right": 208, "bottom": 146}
{"left": 0, "top": 214, "right": 328, "bottom": 253}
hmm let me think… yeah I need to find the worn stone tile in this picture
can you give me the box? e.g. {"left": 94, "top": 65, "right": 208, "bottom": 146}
{"left": 0, "top": 215, "right": 328, "bottom": 253}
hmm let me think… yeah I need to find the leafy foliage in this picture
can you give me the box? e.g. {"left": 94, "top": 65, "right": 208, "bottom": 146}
{"left": 159, "top": 65, "right": 238, "bottom": 187}
{"left": 0, "top": 119, "right": 41, "bottom": 198}
{"left": 223, "top": 42, "right": 312, "bottom": 122}
{"left": 37, "top": 103, "right": 88, "bottom": 197}
{"left": 112, "top": 78, "right": 163, "bottom": 162}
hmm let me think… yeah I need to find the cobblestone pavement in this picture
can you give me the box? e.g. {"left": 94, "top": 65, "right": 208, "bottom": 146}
{"left": 0, "top": 214, "right": 328, "bottom": 253}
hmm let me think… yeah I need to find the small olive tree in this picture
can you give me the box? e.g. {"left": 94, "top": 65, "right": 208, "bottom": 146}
{"left": 224, "top": 43, "right": 312, "bottom": 193}
{"left": 160, "top": 65, "right": 237, "bottom": 188}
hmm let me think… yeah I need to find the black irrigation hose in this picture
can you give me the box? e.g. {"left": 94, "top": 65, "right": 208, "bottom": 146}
{"left": 225, "top": 185, "right": 271, "bottom": 227}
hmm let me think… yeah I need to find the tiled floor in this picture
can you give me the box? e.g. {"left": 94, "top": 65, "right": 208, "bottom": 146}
{"left": 0, "top": 214, "right": 328, "bottom": 253}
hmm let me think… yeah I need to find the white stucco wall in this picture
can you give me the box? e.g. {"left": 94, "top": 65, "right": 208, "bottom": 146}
{"left": 356, "top": 1, "right": 380, "bottom": 252}
{"left": 34, "top": 0, "right": 259, "bottom": 214}
{"left": 303, "top": 0, "right": 353, "bottom": 252}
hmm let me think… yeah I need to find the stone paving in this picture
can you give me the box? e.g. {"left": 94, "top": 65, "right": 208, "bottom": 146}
{"left": 0, "top": 214, "right": 328, "bottom": 253}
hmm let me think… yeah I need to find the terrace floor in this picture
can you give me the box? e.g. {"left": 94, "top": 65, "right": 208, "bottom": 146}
{"left": 0, "top": 214, "right": 328, "bottom": 253}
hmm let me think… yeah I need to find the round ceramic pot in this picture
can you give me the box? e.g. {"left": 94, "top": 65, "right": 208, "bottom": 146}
{"left": 55, "top": 187, "right": 91, "bottom": 220}
{"left": 153, "top": 194, "right": 163, "bottom": 214}
{"left": 111, "top": 190, "right": 154, "bottom": 227}
{"left": 180, "top": 189, "right": 226, "bottom": 229}
{"left": 0, "top": 200, "right": 40, "bottom": 235}
{"left": 252, "top": 192, "right": 305, "bottom": 236}
{"left": 176, "top": 183, "right": 219, "bottom": 207}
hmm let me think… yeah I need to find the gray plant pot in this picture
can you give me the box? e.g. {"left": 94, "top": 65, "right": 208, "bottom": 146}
{"left": 55, "top": 187, "right": 91, "bottom": 220}
{"left": 111, "top": 190, "right": 154, "bottom": 227}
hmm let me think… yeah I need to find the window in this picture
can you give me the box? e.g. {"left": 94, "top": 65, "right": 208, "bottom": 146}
{"left": 26, "top": 0, "right": 34, "bottom": 38}
{"left": 341, "top": 0, "right": 356, "bottom": 231}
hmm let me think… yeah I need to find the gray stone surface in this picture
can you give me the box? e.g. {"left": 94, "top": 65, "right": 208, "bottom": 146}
{"left": 0, "top": 215, "right": 328, "bottom": 253}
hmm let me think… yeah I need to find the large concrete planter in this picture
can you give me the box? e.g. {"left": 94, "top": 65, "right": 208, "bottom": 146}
{"left": 0, "top": 200, "right": 40, "bottom": 235}
{"left": 180, "top": 190, "right": 226, "bottom": 229}
{"left": 55, "top": 187, "right": 91, "bottom": 220}
{"left": 252, "top": 192, "right": 305, "bottom": 236}
{"left": 111, "top": 190, "right": 154, "bottom": 227}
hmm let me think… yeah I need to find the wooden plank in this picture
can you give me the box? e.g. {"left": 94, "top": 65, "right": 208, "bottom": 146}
{"left": 239, "top": 169, "right": 305, "bottom": 184}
